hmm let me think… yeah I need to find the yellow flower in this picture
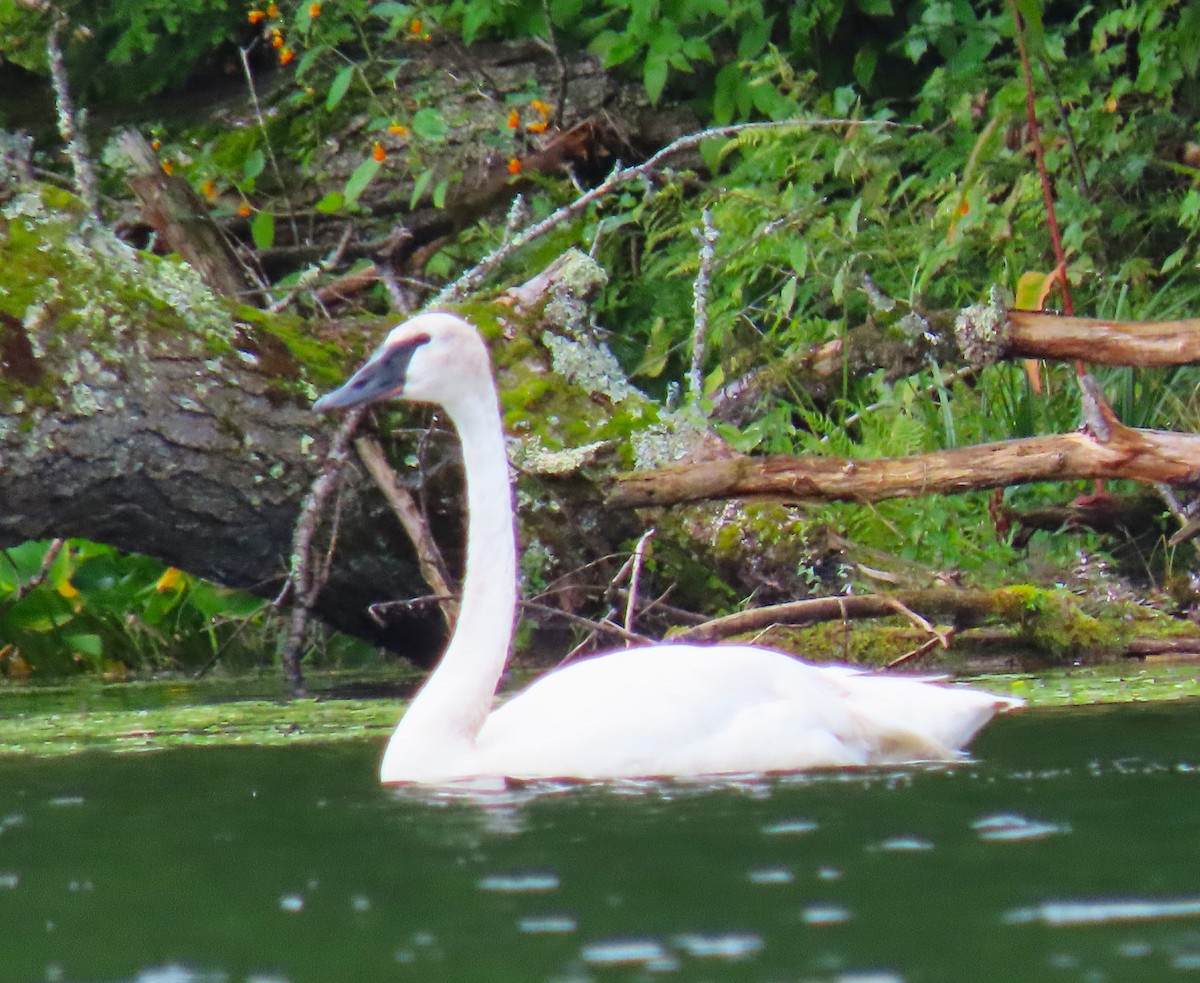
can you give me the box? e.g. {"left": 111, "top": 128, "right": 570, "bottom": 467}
{"left": 530, "top": 99, "right": 552, "bottom": 118}
{"left": 56, "top": 578, "right": 80, "bottom": 600}
{"left": 155, "top": 567, "right": 184, "bottom": 592}
{"left": 1103, "top": 95, "right": 1118, "bottom": 112}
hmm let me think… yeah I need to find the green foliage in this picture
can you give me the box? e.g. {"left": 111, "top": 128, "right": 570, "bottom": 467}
{"left": 0, "top": 540, "right": 272, "bottom": 678}
{"left": 0, "top": 0, "right": 249, "bottom": 102}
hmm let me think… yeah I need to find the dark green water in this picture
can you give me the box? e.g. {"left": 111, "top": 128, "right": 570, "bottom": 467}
{"left": 3, "top": 700, "right": 1200, "bottom": 982}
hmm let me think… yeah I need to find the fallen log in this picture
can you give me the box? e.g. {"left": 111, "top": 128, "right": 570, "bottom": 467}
{"left": 612, "top": 377, "right": 1200, "bottom": 509}
{"left": 712, "top": 296, "right": 1200, "bottom": 425}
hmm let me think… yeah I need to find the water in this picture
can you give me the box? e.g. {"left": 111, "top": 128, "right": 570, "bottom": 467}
{"left": 2, "top": 700, "right": 1200, "bottom": 982}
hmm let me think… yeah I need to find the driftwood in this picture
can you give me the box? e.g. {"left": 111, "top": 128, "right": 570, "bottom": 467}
{"left": 677, "top": 587, "right": 1024, "bottom": 643}
{"left": 712, "top": 302, "right": 1200, "bottom": 425}
{"left": 611, "top": 377, "right": 1200, "bottom": 509}
{"left": 676, "top": 587, "right": 1199, "bottom": 663}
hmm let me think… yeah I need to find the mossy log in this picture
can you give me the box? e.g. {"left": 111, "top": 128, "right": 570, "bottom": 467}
{"left": 0, "top": 190, "right": 666, "bottom": 657}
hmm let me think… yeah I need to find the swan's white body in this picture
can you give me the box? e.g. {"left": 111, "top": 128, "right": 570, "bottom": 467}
{"left": 314, "top": 313, "right": 1020, "bottom": 785}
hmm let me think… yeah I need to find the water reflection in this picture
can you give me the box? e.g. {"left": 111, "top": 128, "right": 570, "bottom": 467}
{"left": 2, "top": 701, "right": 1200, "bottom": 981}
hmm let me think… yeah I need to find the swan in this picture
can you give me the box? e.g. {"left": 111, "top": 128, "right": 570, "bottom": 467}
{"left": 313, "top": 312, "right": 1021, "bottom": 784}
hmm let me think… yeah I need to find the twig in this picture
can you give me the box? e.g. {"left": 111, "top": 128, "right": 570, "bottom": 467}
{"left": 1007, "top": 0, "right": 1075, "bottom": 321}
{"left": 239, "top": 43, "right": 302, "bottom": 251}
{"left": 276, "top": 407, "right": 365, "bottom": 694}
{"left": 433, "top": 118, "right": 888, "bottom": 306}
{"left": 521, "top": 599, "right": 652, "bottom": 645}
{"left": 46, "top": 19, "right": 100, "bottom": 222}
{"left": 884, "top": 627, "right": 959, "bottom": 670}
{"left": 689, "top": 206, "right": 718, "bottom": 405}
{"left": 7, "top": 538, "right": 65, "bottom": 602}
{"left": 622, "top": 528, "right": 655, "bottom": 634}
{"left": 354, "top": 434, "right": 459, "bottom": 628}
{"left": 268, "top": 224, "right": 354, "bottom": 315}
{"left": 537, "top": 0, "right": 569, "bottom": 128}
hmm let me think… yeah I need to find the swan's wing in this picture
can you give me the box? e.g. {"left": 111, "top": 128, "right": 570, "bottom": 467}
{"left": 473, "top": 644, "right": 1016, "bottom": 779}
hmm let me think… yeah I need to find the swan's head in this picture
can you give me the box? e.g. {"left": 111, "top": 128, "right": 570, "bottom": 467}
{"left": 313, "top": 312, "right": 489, "bottom": 413}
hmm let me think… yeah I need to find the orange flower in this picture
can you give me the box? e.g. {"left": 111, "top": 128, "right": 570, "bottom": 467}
{"left": 530, "top": 99, "right": 552, "bottom": 118}
{"left": 388, "top": 123, "right": 409, "bottom": 136}
{"left": 267, "top": 1, "right": 279, "bottom": 16}
{"left": 507, "top": 157, "right": 521, "bottom": 174}
{"left": 526, "top": 119, "right": 548, "bottom": 134}
{"left": 409, "top": 18, "right": 422, "bottom": 33}
{"left": 372, "top": 141, "right": 386, "bottom": 162}
{"left": 272, "top": 32, "right": 284, "bottom": 48}
{"left": 507, "top": 108, "right": 520, "bottom": 129}
{"left": 248, "top": 9, "right": 266, "bottom": 24}
{"left": 161, "top": 160, "right": 174, "bottom": 175}
{"left": 201, "top": 178, "right": 217, "bottom": 200}
{"left": 279, "top": 47, "right": 295, "bottom": 64}
{"left": 308, "top": 2, "right": 321, "bottom": 16}
{"left": 237, "top": 203, "right": 252, "bottom": 217}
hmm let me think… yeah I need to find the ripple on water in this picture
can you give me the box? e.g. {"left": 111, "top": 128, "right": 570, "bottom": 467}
{"left": 478, "top": 872, "right": 560, "bottom": 893}
{"left": 873, "top": 837, "right": 934, "bottom": 852}
{"left": 518, "top": 914, "right": 577, "bottom": 934}
{"left": 748, "top": 867, "right": 794, "bottom": 885}
{"left": 973, "top": 813, "right": 1068, "bottom": 842}
{"left": 802, "top": 904, "right": 853, "bottom": 925}
{"left": 1005, "top": 897, "right": 1200, "bottom": 926}
{"left": 278, "top": 893, "right": 304, "bottom": 913}
{"left": 581, "top": 938, "right": 676, "bottom": 971}
{"left": 762, "top": 818, "right": 818, "bottom": 836}
{"left": 673, "top": 932, "right": 763, "bottom": 960}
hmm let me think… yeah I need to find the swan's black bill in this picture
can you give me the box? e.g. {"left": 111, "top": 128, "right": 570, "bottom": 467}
{"left": 313, "top": 332, "right": 431, "bottom": 412}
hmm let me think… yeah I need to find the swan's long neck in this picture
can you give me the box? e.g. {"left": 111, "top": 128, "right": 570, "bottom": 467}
{"left": 390, "top": 381, "right": 516, "bottom": 755}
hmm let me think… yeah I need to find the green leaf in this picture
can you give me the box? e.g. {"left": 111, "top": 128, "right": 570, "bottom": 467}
{"left": 250, "top": 210, "right": 275, "bottom": 250}
{"left": 411, "top": 107, "right": 447, "bottom": 140}
{"left": 64, "top": 633, "right": 103, "bottom": 657}
{"left": 409, "top": 167, "right": 433, "bottom": 209}
{"left": 432, "top": 178, "right": 449, "bottom": 209}
{"left": 315, "top": 191, "right": 344, "bottom": 214}
{"left": 242, "top": 149, "right": 265, "bottom": 181}
{"left": 644, "top": 53, "right": 669, "bottom": 104}
{"left": 344, "top": 156, "right": 382, "bottom": 204}
{"left": 326, "top": 64, "right": 355, "bottom": 111}
{"left": 369, "top": 2, "right": 412, "bottom": 18}
{"left": 737, "top": 18, "right": 773, "bottom": 60}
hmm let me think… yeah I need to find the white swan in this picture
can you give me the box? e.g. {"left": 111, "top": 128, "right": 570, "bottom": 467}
{"left": 314, "top": 312, "right": 1020, "bottom": 784}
